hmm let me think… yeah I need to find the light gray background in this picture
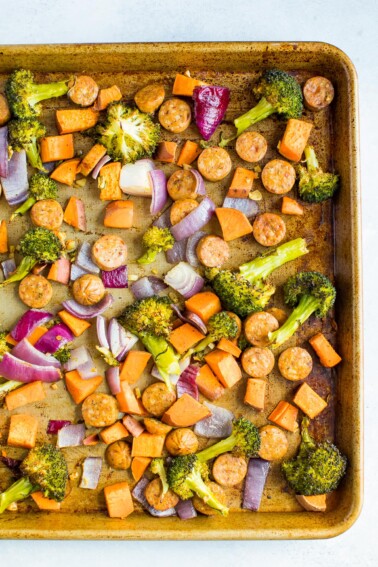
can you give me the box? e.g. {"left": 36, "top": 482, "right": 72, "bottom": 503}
{"left": 1, "top": 0, "right": 377, "bottom": 565}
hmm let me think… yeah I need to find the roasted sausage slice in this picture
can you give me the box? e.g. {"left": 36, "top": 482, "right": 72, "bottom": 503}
{"left": 30, "top": 199, "right": 64, "bottom": 231}
{"left": 258, "top": 425, "right": 288, "bottom": 461}
{"left": 261, "top": 159, "right": 296, "bottom": 194}
{"left": 170, "top": 198, "right": 199, "bottom": 225}
{"left": 241, "top": 346, "right": 275, "bottom": 378}
{"left": 235, "top": 131, "right": 267, "bottom": 163}
{"left": 105, "top": 440, "right": 132, "bottom": 470}
{"left": 158, "top": 98, "right": 191, "bottom": 133}
{"left": 92, "top": 235, "right": 127, "bottom": 271}
{"left": 303, "top": 76, "right": 335, "bottom": 111}
{"left": 135, "top": 83, "right": 165, "bottom": 114}
{"left": 212, "top": 453, "right": 247, "bottom": 487}
{"left": 244, "top": 312, "right": 279, "bottom": 347}
{"left": 141, "top": 383, "right": 176, "bottom": 417}
{"left": 18, "top": 274, "right": 53, "bottom": 308}
{"left": 253, "top": 213, "right": 286, "bottom": 247}
{"left": 82, "top": 393, "right": 119, "bottom": 427}
{"left": 196, "top": 235, "right": 230, "bottom": 268}
{"left": 72, "top": 274, "right": 105, "bottom": 306}
{"left": 278, "top": 347, "right": 313, "bottom": 381}
{"left": 165, "top": 428, "right": 199, "bottom": 456}
{"left": 68, "top": 76, "right": 99, "bottom": 107}
{"left": 197, "top": 147, "right": 232, "bottom": 182}
{"left": 167, "top": 169, "right": 198, "bottom": 201}
{"left": 144, "top": 478, "right": 179, "bottom": 511}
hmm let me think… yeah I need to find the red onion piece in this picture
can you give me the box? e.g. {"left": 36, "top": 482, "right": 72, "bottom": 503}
{"left": 164, "top": 262, "right": 204, "bottom": 299}
{"left": 47, "top": 420, "right": 71, "bottom": 434}
{"left": 243, "top": 458, "right": 270, "bottom": 512}
{"left": 120, "top": 159, "right": 155, "bottom": 196}
{"left": 63, "top": 345, "right": 91, "bottom": 372}
{"left": 80, "top": 457, "right": 102, "bottom": 490}
{"left": 130, "top": 276, "right": 167, "bottom": 300}
{"left": 185, "top": 230, "right": 207, "bottom": 267}
{"left": 123, "top": 415, "right": 144, "bottom": 437}
{"left": 0, "top": 150, "right": 29, "bottom": 205}
{"left": 149, "top": 169, "right": 168, "bottom": 215}
{"left": 194, "top": 403, "right": 233, "bottom": 438}
{"left": 12, "top": 338, "right": 61, "bottom": 368}
{"left": 223, "top": 197, "right": 259, "bottom": 218}
{"left": 0, "top": 126, "right": 8, "bottom": 178}
{"left": 10, "top": 309, "right": 53, "bottom": 342}
{"left": 191, "top": 169, "right": 206, "bottom": 196}
{"left": 42, "top": 161, "right": 56, "bottom": 174}
{"left": 0, "top": 353, "right": 61, "bottom": 383}
{"left": 91, "top": 155, "right": 111, "bottom": 180}
{"left": 76, "top": 242, "right": 100, "bottom": 275}
{"left": 166, "top": 239, "right": 188, "bottom": 264}
{"left": 62, "top": 293, "right": 114, "bottom": 319}
{"left": 83, "top": 433, "right": 100, "bottom": 446}
{"left": 101, "top": 265, "right": 128, "bottom": 288}
{"left": 170, "top": 304, "right": 208, "bottom": 335}
{"left": 57, "top": 423, "right": 86, "bottom": 448}
{"left": 96, "top": 315, "right": 110, "bottom": 350}
{"left": 0, "top": 456, "right": 22, "bottom": 473}
{"left": 177, "top": 365, "right": 199, "bottom": 400}
{"left": 107, "top": 318, "right": 122, "bottom": 357}
{"left": 132, "top": 477, "right": 176, "bottom": 517}
{"left": 153, "top": 207, "right": 172, "bottom": 229}
{"left": 106, "top": 366, "right": 121, "bottom": 395}
{"left": 193, "top": 86, "right": 231, "bottom": 141}
{"left": 34, "top": 324, "right": 74, "bottom": 354}
{"left": 77, "top": 358, "right": 98, "bottom": 379}
{"left": 170, "top": 197, "right": 216, "bottom": 241}
{"left": 1, "top": 258, "right": 16, "bottom": 280}
{"left": 175, "top": 498, "right": 197, "bottom": 520}
{"left": 70, "top": 263, "right": 89, "bottom": 281}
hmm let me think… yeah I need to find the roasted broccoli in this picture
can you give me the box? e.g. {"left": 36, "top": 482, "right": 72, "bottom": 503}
{"left": 118, "top": 296, "right": 180, "bottom": 391}
{"left": 8, "top": 118, "right": 47, "bottom": 171}
{"left": 0, "top": 331, "right": 11, "bottom": 358}
{"left": 53, "top": 346, "right": 71, "bottom": 365}
{"left": 220, "top": 69, "right": 303, "bottom": 146}
{"left": 95, "top": 346, "right": 119, "bottom": 367}
{"left": 150, "top": 458, "right": 169, "bottom": 501}
{"left": 0, "top": 444, "right": 68, "bottom": 513}
{"left": 93, "top": 102, "right": 160, "bottom": 164}
{"left": 282, "top": 417, "right": 347, "bottom": 495}
{"left": 206, "top": 238, "right": 308, "bottom": 318}
{"left": 11, "top": 174, "right": 58, "bottom": 220}
{"left": 196, "top": 417, "right": 261, "bottom": 462}
{"left": 5, "top": 68, "right": 68, "bottom": 119}
{"left": 297, "top": 146, "right": 339, "bottom": 203}
{"left": 268, "top": 271, "right": 336, "bottom": 348}
{"left": 185, "top": 311, "right": 238, "bottom": 358}
{"left": 167, "top": 454, "right": 229, "bottom": 516}
{"left": 1, "top": 227, "right": 63, "bottom": 286}
{"left": 137, "top": 226, "right": 175, "bottom": 265}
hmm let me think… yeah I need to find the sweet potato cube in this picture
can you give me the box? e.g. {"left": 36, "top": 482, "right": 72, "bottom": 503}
{"left": 244, "top": 378, "right": 266, "bottom": 411}
{"left": 204, "top": 349, "right": 242, "bottom": 388}
{"left": 293, "top": 383, "right": 327, "bottom": 419}
{"left": 104, "top": 482, "right": 134, "bottom": 519}
{"left": 162, "top": 394, "right": 211, "bottom": 427}
{"left": 131, "top": 433, "right": 165, "bottom": 458}
{"left": 8, "top": 414, "right": 39, "bottom": 449}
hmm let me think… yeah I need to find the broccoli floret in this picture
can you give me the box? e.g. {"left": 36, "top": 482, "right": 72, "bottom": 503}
{"left": 0, "top": 331, "right": 11, "bottom": 358}
{"left": 237, "top": 334, "right": 250, "bottom": 352}
{"left": 53, "top": 346, "right": 71, "bottom": 365}
{"left": 185, "top": 311, "right": 238, "bottom": 358}
{"left": 0, "top": 444, "right": 68, "bottom": 513}
{"left": 94, "top": 102, "right": 160, "bottom": 164}
{"left": 268, "top": 271, "right": 336, "bottom": 348}
{"left": 196, "top": 417, "right": 261, "bottom": 462}
{"left": 118, "top": 296, "right": 180, "bottom": 391}
{"left": 220, "top": 69, "right": 303, "bottom": 146}
{"left": 95, "top": 346, "right": 119, "bottom": 367}
{"left": 150, "top": 458, "right": 169, "bottom": 501}
{"left": 167, "top": 455, "right": 229, "bottom": 516}
{"left": 282, "top": 417, "right": 347, "bottom": 495}
{"left": 1, "top": 227, "right": 63, "bottom": 287}
{"left": 8, "top": 118, "right": 47, "bottom": 171}
{"left": 297, "top": 146, "right": 339, "bottom": 203}
{"left": 206, "top": 238, "right": 308, "bottom": 318}
{"left": 11, "top": 174, "right": 58, "bottom": 220}
{"left": 5, "top": 69, "right": 68, "bottom": 119}
{"left": 137, "top": 227, "right": 175, "bottom": 265}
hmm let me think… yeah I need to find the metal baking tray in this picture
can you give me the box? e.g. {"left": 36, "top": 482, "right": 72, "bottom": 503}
{"left": 0, "top": 42, "right": 362, "bottom": 540}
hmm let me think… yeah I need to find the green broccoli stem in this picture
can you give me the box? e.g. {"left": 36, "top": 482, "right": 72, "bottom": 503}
{"left": 28, "top": 81, "right": 69, "bottom": 106}
{"left": 25, "top": 142, "right": 46, "bottom": 172}
{"left": 0, "top": 477, "right": 35, "bottom": 514}
{"left": 140, "top": 334, "right": 180, "bottom": 392}
{"left": 304, "top": 146, "right": 319, "bottom": 173}
{"left": 234, "top": 97, "right": 275, "bottom": 136}
{"left": 137, "top": 249, "right": 158, "bottom": 265}
{"left": 268, "top": 294, "right": 321, "bottom": 349}
{"left": 10, "top": 196, "right": 37, "bottom": 220}
{"left": 0, "top": 380, "right": 23, "bottom": 402}
{"left": 188, "top": 471, "right": 228, "bottom": 516}
{"left": 196, "top": 434, "right": 237, "bottom": 463}
{"left": 0, "top": 256, "right": 37, "bottom": 287}
{"left": 239, "top": 238, "right": 308, "bottom": 283}
{"left": 185, "top": 335, "right": 215, "bottom": 359}
{"left": 300, "top": 417, "right": 316, "bottom": 452}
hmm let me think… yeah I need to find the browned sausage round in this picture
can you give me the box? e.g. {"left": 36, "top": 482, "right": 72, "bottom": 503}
{"left": 235, "top": 131, "right": 267, "bottom": 163}
{"left": 261, "top": 159, "right": 296, "bottom": 194}
{"left": 244, "top": 312, "right": 279, "bottom": 347}
{"left": 81, "top": 393, "right": 119, "bottom": 427}
{"left": 196, "top": 235, "right": 230, "bottom": 268}
{"left": 253, "top": 213, "right": 286, "bottom": 247}
{"left": 141, "top": 383, "right": 176, "bottom": 417}
{"left": 241, "top": 346, "right": 275, "bottom": 378}
{"left": 303, "top": 76, "right": 335, "bottom": 111}
{"left": 278, "top": 347, "right": 313, "bottom": 381}
{"left": 165, "top": 428, "right": 199, "bottom": 456}
{"left": 258, "top": 425, "right": 288, "bottom": 461}
{"left": 30, "top": 199, "right": 64, "bottom": 231}
{"left": 266, "top": 307, "right": 288, "bottom": 325}
{"left": 212, "top": 453, "right": 247, "bottom": 487}
{"left": 158, "top": 98, "right": 191, "bottom": 133}
{"left": 167, "top": 169, "right": 198, "bottom": 201}
{"left": 68, "top": 76, "right": 99, "bottom": 107}
{"left": 134, "top": 83, "right": 165, "bottom": 114}
{"left": 105, "top": 440, "right": 131, "bottom": 470}
{"left": 170, "top": 198, "right": 198, "bottom": 225}
{"left": 144, "top": 478, "right": 179, "bottom": 511}
{"left": 225, "top": 312, "right": 242, "bottom": 339}
{"left": 92, "top": 235, "right": 127, "bottom": 271}
{"left": 193, "top": 481, "right": 226, "bottom": 516}
{"left": 72, "top": 274, "right": 105, "bottom": 306}
{"left": 143, "top": 417, "right": 173, "bottom": 436}
{"left": 197, "top": 147, "right": 232, "bottom": 182}
{"left": 18, "top": 274, "right": 53, "bottom": 308}
{"left": 0, "top": 93, "right": 11, "bottom": 126}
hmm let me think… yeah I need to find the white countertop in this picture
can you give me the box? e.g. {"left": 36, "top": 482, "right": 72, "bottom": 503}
{"left": 1, "top": 0, "right": 377, "bottom": 565}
